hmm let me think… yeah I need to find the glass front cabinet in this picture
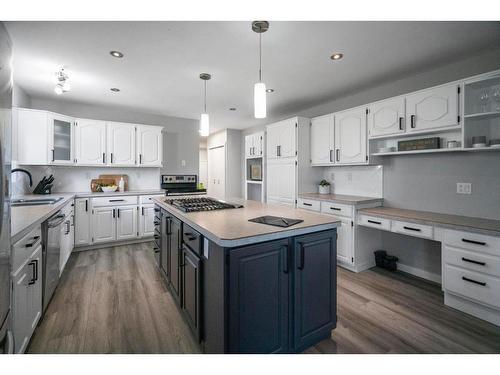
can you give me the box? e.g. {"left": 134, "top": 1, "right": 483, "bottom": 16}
{"left": 49, "top": 113, "right": 74, "bottom": 164}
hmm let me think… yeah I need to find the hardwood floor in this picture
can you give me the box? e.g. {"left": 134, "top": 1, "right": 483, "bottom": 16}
{"left": 28, "top": 242, "right": 500, "bottom": 354}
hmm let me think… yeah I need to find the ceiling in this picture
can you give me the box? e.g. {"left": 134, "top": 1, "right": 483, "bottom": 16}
{"left": 6, "top": 21, "right": 500, "bottom": 132}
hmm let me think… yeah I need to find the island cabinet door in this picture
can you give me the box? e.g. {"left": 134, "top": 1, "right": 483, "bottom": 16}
{"left": 181, "top": 245, "right": 201, "bottom": 341}
{"left": 169, "top": 216, "right": 182, "bottom": 302}
{"left": 292, "top": 230, "right": 337, "bottom": 352}
{"left": 228, "top": 239, "right": 290, "bottom": 353}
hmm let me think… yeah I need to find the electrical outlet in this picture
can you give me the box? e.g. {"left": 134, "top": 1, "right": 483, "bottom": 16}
{"left": 181, "top": 160, "right": 186, "bottom": 167}
{"left": 457, "top": 182, "right": 472, "bottom": 194}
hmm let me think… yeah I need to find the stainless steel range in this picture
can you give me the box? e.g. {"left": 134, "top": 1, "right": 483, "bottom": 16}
{"left": 166, "top": 197, "right": 243, "bottom": 212}
{"left": 161, "top": 174, "right": 207, "bottom": 196}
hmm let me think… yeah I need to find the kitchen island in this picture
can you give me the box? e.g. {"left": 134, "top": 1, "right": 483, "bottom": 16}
{"left": 152, "top": 197, "right": 341, "bottom": 353}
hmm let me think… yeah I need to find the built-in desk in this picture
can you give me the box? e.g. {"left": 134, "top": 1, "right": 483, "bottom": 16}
{"left": 357, "top": 207, "right": 500, "bottom": 327}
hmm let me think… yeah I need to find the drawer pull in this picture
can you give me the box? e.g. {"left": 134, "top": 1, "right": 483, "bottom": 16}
{"left": 154, "top": 235, "right": 160, "bottom": 240}
{"left": 186, "top": 236, "right": 197, "bottom": 242}
{"left": 154, "top": 221, "right": 160, "bottom": 226}
{"left": 109, "top": 199, "right": 125, "bottom": 202}
{"left": 461, "top": 257, "right": 486, "bottom": 266}
{"left": 462, "top": 238, "right": 486, "bottom": 246}
{"left": 25, "top": 236, "right": 40, "bottom": 248}
{"left": 330, "top": 207, "right": 341, "bottom": 211}
{"left": 154, "top": 247, "right": 160, "bottom": 254}
{"left": 302, "top": 203, "right": 312, "bottom": 207}
{"left": 367, "top": 219, "right": 381, "bottom": 225}
{"left": 403, "top": 226, "right": 421, "bottom": 232}
{"left": 462, "top": 276, "right": 486, "bottom": 287}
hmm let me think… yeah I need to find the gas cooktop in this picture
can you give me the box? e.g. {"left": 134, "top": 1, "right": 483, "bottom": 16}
{"left": 165, "top": 197, "right": 243, "bottom": 212}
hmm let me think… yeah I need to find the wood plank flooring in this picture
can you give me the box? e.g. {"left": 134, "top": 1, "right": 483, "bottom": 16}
{"left": 28, "top": 242, "right": 500, "bottom": 354}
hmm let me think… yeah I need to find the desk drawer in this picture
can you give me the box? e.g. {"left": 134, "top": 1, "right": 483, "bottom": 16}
{"left": 444, "top": 229, "right": 500, "bottom": 257}
{"left": 444, "top": 245, "right": 500, "bottom": 278}
{"left": 444, "top": 265, "right": 500, "bottom": 310}
{"left": 391, "top": 220, "right": 433, "bottom": 240}
{"left": 321, "top": 202, "right": 352, "bottom": 218}
{"left": 92, "top": 195, "right": 138, "bottom": 207}
{"left": 297, "top": 198, "right": 320, "bottom": 212}
{"left": 358, "top": 214, "right": 391, "bottom": 231}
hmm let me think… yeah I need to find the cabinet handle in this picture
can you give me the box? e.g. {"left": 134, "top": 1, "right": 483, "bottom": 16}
{"left": 34, "top": 259, "right": 39, "bottom": 282}
{"left": 117, "top": 209, "right": 120, "bottom": 218}
{"left": 103, "top": 153, "right": 106, "bottom": 163}
{"left": 462, "top": 276, "right": 486, "bottom": 287}
{"left": 330, "top": 207, "right": 341, "bottom": 211}
{"left": 282, "top": 246, "right": 289, "bottom": 274}
{"left": 336, "top": 149, "right": 340, "bottom": 162}
{"left": 109, "top": 199, "right": 125, "bottom": 202}
{"left": 329, "top": 150, "right": 333, "bottom": 162}
{"left": 410, "top": 115, "right": 416, "bottom": 128}
{"left": 302, "top": 202, "right": 312, "bottom": 207}
{"left": 52, "top": 149, "right": 55, "bottom": 162}
{"left": 154, "top": 247, "right": 160, "bottom": 254}
{"left": 403, "top": 226, "right": 421, "bottom": 232}
{"left": 142, "top": 207, "right": 144, "bottom": 216}
{"left": 461, "top": 257, "right": 486, "bottom": 266}
{"left": 399, "top": 117, "right": 404, "bottom": 130}
{"left": 110, "top": 153, "right": 113, "bottom": 164}
{"left": 154, "top": 235, "right": 160, "bottom": 240}
{"left": 154, "top": 221, "right": 160, "bottom": 226}
{"left": 139, "top": 154, "right": 142, "bottom": 164}
{"left": 367, "top": 219, "right": 381, "bottom": 225}
{"left": 113, "top": 209, "right": 116, "bottom": 218}
{"left": 462, "top": 238, "right": 486, "bottom": 246}
{"left": 297, "top": 243, "right": 305, "bottom": 270}
{"left": 167, "top": 219, "right": 172, "bottom": 235}
{"left": 85, "top": 200, "right": 88, "bottom": 212}
{"left": 154, "top": 208, "right": 160, "bottom": 213}
{"left": 25, "top": 236, "right": 40, "bottom": 248}
{"left": 28, "top": 260, "right": 36, "bottom": 285}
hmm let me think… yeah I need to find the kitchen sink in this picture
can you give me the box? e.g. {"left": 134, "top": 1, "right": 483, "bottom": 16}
{"left": 11, "top": 197, "right": 64, "bottom": 207}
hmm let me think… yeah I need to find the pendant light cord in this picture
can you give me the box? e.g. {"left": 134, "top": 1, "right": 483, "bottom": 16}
{"left": 259, "top": 32, "right": 262, "bottom": 82}
{"left": 204, "top": 79, "right": 207, "bottom": 113}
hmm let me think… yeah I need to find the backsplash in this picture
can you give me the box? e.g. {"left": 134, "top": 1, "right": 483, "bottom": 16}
{"left": 321, "top": 165, "right": 383, "bottom": 198}
{"left": 11, "top": 163, "right": 161, "bottom": 196}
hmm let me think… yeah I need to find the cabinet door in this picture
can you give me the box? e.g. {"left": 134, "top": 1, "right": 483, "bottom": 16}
{"left": 244, "top": 135, "right": 254, "bottom": 158}
{"left": 139, "top": 205, "right": 155, "bottom": 237}
{"left": 12, "top": 264, "right": 30, "bottom": 353}
{"left": 27, "top": 246, "right": 42, "bottom": 336}
{"left": 228, "top": 239, "right": 289, "bottom": 353}
{"left": 254, "top": 133, "right": 263, "bottom": 156}
{"left": 75, "top": 119, "right": 106, "bottom": 165}
{"left": 334, "top": 108, "right": 367, "bottom": 164}
{"left": 116, "top": 206, "right": 138, "bottom": 241}
{"left": 137, "top": 125, "right": 163, "bottom": 166}
{"left": 181, "top": 246, "right": 201, "bottom": 341}
{"left": 16, "top": 108, "right": 49, "bottom": 165}
{"left": 293, "top": 230, "right": 337, "bottom": 352}
{"left": 169, "top": 217, "right": 182, "bottom": 301}
{"left": 74, "top": 198, "right": 91, "bottom": 246}
{"left": 59, "top": 217, "right": 72, "bottom": 273}
{"left": 368, "top": 97, "right": 405, "bottom": 138}
{"left": 107, "top": 122, "right": 136, "bottom": 166}
{"left": 208, "top": 146, "right": 225, "bottom": 199}
{"left": 337, "top": 217, "right": 353, "bottom": 265}
{"left": 266, "top": 158, "right": 296, "bottom": 206}
{"left": 311, "top": 114, "right": 334, "bottom": 165}
{"left": 49, "top": 113, "right": 74, "bottom": 165}
{"left": 266, "top": 125, "right": 280, "bottom": 159}
{"left": 277, "top": 119, "right": 297, "bottom": 158}
{"left": 266, "top": 159, "right": 281, "bottom": 203}
{"left": 406, "top": 84, "right": 459, "bottom": 132}
{"left": 92, "top": 207, "right": 116, "bottom": 244}
{"left": 160, "top": 212, "right": 170, "bottom": 277}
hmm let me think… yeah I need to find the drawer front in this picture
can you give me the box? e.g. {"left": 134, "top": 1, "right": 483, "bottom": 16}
{"left": 12, "top": 226, "right": 42, "bottom": 273}
{"left": 320, "top": 202, "right": 352, "bottom": 218}
{"left": 357, "top": 214, "right": 391, "bottom": 231}
{"left": 92, "top": 195, "right": 138, "bottom": 207}
{"left": 140, "top": 194, "right": 165, "bottom": 204}
{"left": 444, "top": 265, "right": 500, "bottom": 309}
{"left": 183, "top": 223, "right": 202, "bottom": 255}
{"left": 444, "top": 229, "right": 500, "bottom": 257}
{"left": 444, "top": 245, "right": 500, "bottom": 278}
{"left": 297, "top": 198, "right": 320, "bottom": 212}
{"left": 391, "top": 220, "right": 433, "bottom": 240}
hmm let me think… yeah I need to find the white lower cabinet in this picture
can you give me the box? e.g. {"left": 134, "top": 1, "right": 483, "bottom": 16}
{"left": 92, "top": 207, "right": 117, "bottom": 244}
{"left": 116, "top": 205, "right": 138, "bottom": 240}
{"left": 59, "top": 202, "right": 74, "bottom": 274}
{"left": 74, "top": 198, "right": 91, "bottom": 246}
{"left": 139, "top": 205, "right": 155, "bottom": 237}
{"left": 267, "top": 157, "right": 296, "bottom": 206}
{"left": 336, "top": 217, "right": 354, "bottom": 265}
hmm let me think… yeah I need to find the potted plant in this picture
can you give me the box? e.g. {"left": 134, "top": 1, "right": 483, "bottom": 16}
{"left": 318, "top": 179, "right": 331, "bottom": 195}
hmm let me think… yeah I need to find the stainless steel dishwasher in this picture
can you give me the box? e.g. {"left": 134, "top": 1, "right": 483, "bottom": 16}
{"left": 42, "top": 211, "right": 65, "bottom": 312}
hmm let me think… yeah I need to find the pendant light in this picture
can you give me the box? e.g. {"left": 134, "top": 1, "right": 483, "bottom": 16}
{"left": 252, "top": 21, "right": 269, "bottom": 119}
{"left": 199, "top": 73, "right": 211, "bottom": 137}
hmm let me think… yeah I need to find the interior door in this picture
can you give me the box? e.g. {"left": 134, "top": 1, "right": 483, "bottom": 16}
{"left": 368, "top": 97, "right": 405, "bottom": 137}
{"left": 208, "top": 146, "right": 225, "bottom": 199}
{"left": 92, "top": 207, "right": 116, "bottom": 244}
{"left": 336, "top": 217, "right": 353, "bottom": 265}
{"left": 334, "top": 108, "right": 367, "bottom": 164}
{"left": 75, "top": 119, "right": 106, "bottom": 165}
{"left": 311, "top": 114, "right": 334, "bottom": 165}
{"left": 406, "top": 83, "right": 459, "bottom": 132}
{"left": 107, "top": 122, "right": 136, "bottom": 166}
{"left": 49, "top": 113, "right": 74, "bottom": 165}
{"left": 137, "top": 125, "right": 162, "bottom": 166}
{"left": 116, "top": 206, "right": 138, "bottom": 240}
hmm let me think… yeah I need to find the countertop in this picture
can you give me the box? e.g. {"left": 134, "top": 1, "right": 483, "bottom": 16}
{"left": 153, "top": 197, "right": 341, "bottom": 247}
{"left": 359, "top": 206, "right": 500, "bottom": 237}
{"left": 299, "top": 193, "right": 383, "bottom": 206}
{"left": 72, "top": 190, "right": 165, "bottom": 198}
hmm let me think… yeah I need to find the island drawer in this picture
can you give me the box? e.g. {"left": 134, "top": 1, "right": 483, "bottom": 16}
{"left": 443, "top": 245, "right": 500, "bottom": 278}
{"left": 12, "top": 225, "right": 42, "bottom": 274}
{"left": 391, "top": 220, "right": 433, "bottom": 240}
{"left": 92, "top": 195, "right": 138, "bottom": 207}
{"left": 357, "top": 214, "right": 391, "bottom": 231}
{"left": 320, "top": 202, "right": 352, "bottom": 218}
{"left": 297, "top": 198, "right": 320, "bottom": 212}
{"left": 444, "top": 229, "right": 500, "bottom": 256}
{"left": 183, "top": 223, "right": 202, "bottom": 255}
{"left": 140, "top": 194, "right": 165, "bottom": 204}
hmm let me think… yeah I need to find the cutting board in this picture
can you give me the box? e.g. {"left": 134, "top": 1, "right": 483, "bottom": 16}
{"left": 99, "top": 174, "right": 129, "bottom": 191}
{"left": 91, "top": 178, "right": 116, "bottom": 192}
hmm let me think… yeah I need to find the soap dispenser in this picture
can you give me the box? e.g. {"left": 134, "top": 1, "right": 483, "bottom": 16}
{"left": 118, "top": 177, "right": 125, "bottom": 192}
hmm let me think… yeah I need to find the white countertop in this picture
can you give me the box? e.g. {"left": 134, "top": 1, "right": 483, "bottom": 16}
{"left": 299, "top": 193, "right": 383, "bottom": 206}
{"left": 153, "top": 197, "right": 341, "bottom": 247}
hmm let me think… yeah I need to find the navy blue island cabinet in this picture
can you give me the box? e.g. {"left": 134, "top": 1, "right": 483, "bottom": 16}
{"left": 155, "top": 205, "right": 337, "bottom": 354}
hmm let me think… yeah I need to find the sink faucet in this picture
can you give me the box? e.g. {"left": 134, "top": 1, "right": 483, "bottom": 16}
{"left": 11, "top": 168, "right": 33, "bottom": 187}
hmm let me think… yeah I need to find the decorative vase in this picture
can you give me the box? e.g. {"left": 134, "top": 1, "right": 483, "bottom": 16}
{"left": 318, "top": 185, "right": 330, "bottom": 194}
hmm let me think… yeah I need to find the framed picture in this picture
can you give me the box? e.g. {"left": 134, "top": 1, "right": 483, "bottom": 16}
{"left": 250, "top": 164, "right": 262, "bottom": 180}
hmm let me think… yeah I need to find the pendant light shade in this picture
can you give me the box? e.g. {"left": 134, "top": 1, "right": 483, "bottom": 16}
{"left": 252, "top": 21, "right": 269, "bottom": 119}
{"left": 199, "top": 73, "right": 211, "bottom": 137}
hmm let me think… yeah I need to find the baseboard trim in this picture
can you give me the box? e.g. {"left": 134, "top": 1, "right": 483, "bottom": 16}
{"left": 74, "top": 237, "right": 153, "bottom": 252}
{"left": 397, "top": 262, "right": 441, "bottom": 284}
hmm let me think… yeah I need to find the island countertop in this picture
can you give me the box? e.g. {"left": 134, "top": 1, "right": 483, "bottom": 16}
{"left": 152, "top": 197, "right": 341, "bottom": 247}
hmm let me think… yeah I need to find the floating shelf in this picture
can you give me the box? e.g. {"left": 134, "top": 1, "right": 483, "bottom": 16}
{"left": 246, "top": 180, "right": 263, "bottom": 185}
{"left": 464, "top": 111, "right": 500, "bottom": 120}
{"left": 371, "top": 148, "right": 463, "bottom": 156}
{"left": 368, "top": 125, "right": 462, "bottom": 141}
{"left": 462, "top": 146, "right": 500, "bottom": 152}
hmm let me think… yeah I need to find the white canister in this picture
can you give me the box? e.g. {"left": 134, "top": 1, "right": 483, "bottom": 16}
{"left": 318, "top": 185, "right": 330, "bottom": 195}
{"left": 118, "top": 177, "right": 125, "bottom": 192}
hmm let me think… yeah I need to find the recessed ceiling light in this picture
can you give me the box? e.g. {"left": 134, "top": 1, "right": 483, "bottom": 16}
{"left": 266, "top": 88, "right": 274, "bottom": 93}
{"left": 110, "top": 88, "right": 120, "bottom": 92}
{"left": 330, "top": 53, "right": 343, "bottom": 60}
{"left": 110, "top": 50, "right": 124, "bottom": 58}
{"left": 229, "top": 107, "right": 236, "bottom": 111}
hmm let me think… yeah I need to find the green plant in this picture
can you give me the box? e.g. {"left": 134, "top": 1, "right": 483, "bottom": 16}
{"left": 319, "top": 179, "right": 330, "bottom": 186}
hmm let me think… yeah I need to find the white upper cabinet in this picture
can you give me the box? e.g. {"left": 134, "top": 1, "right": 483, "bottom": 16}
{"left": 107, "top": 122, "right": 136, "bottom": 166}
{"left": 311, "top": 114, "right": 335, "bottom": 165}
{"left": 15, "top": 108, "right": 49, "bottom": 165}
{"left": 266, "top": 118, "right": 296, "bottom": 159}
{"left": 367, "top": 97, "right": 405, "bottom": 138}
{"left": 75, "top": 118, "right": 107, "bottom": 165}
{"left": 48, "top": 113, "right": 74, "bottom": 165}
{"left": 406, "top": 83, "right": 459, "bottom": 132}
{"left": 245, "top": 135, "right": 254, "bottom": 158}
{"left": 245, "top": 132, "right": 264, "bottom": 158}
{"left": 137, "top": 125, "right": 163, "bottom": 166}
{"left": 334, "top": 107, "right": 367, "bottom": 164}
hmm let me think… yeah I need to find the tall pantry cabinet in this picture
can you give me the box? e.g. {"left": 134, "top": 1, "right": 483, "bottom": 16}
{"left": 266, "top": 117, "right": 322, "bottom": 207}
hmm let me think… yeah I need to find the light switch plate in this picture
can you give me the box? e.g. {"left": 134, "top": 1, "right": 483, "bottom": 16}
{"left": 457, "top": 182, "right": 472, "bottom": 194}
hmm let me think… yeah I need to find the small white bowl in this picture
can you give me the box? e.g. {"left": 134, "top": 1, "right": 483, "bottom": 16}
{"left": 101, "top": 186, "right": 118, "bottom": 192}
